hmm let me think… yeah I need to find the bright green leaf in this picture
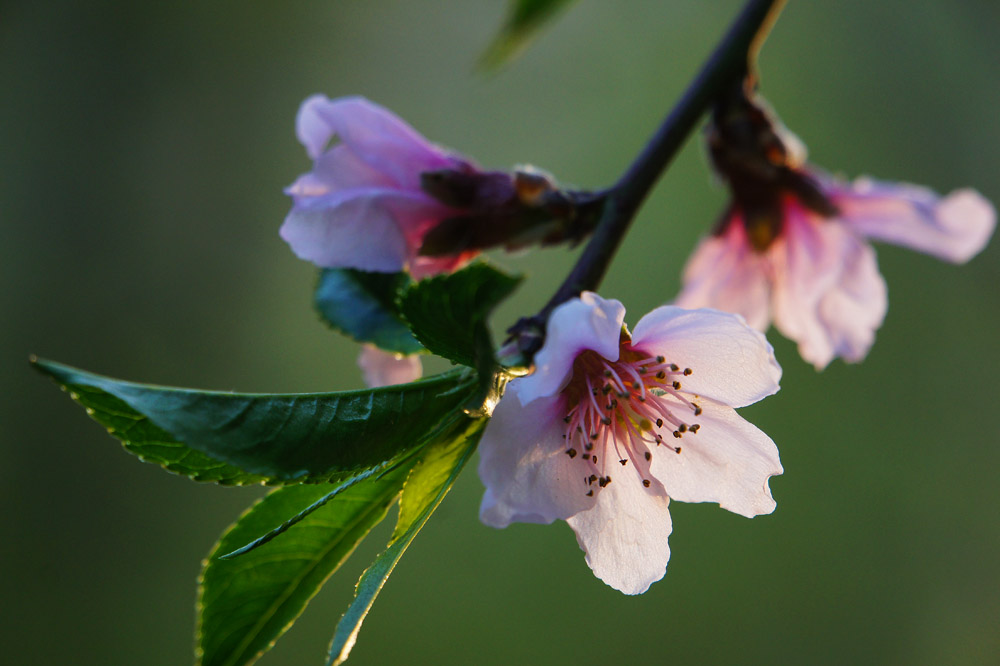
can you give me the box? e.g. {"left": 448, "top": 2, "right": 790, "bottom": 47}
{"left": 197, "top": 466, "right": 411, "bottom": 666}
{"left": 315, "top": 268, "right": 423, "bottom": 355}
{"left": 327, "top": 415, "right": 486, "bottom": 666}
{"left": 399, "top": 261, "right": 522, "bottom": 369}
{"left": 481, "top": 0, "right": 577, "bottom": 69}
{"left": 33, "top": 358, "right": 475, "bottom": 484}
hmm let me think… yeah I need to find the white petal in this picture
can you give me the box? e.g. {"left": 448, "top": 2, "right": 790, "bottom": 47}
{"left": 675, "top": 220, "right": 772, "bottom": 331}
{"left": 566, "top": 475, "right": 672, "bottom": 595}
{"left": 648, "top": 397, "right": 781, "bottom": 518}
{"left": 833, "top": 177, "right": 996, "bottom": 264}
{"left": 478, "top": 384, "right": 596, "bottom": 527}
{"left": 631, "top": 306, "right": 781, "bottom": 409}
{"left": 516, "top": 292, "right": 626, "bottom": 406}
{"left": 357, "top": 346, "right": 422, "bottom": 387}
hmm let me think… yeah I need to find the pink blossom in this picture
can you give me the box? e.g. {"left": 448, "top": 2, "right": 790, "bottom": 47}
{"left": 676, "top": 173, "right": 995, "bottom": 369}
{"left": 281, "top": 95, "right": 482, "bottom": 279}
{"left": 357, "top": 344, "right": 422, "bottom": 388}
{"left": 478, "top": 293, "right": 782, "bottom": 594}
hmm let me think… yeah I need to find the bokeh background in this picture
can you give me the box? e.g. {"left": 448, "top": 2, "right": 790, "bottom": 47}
{"left": 3, "top": 1, "right": 999, "bottom": 664}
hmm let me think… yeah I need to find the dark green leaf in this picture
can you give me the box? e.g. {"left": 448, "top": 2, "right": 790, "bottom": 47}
{"left": 198, "top": 466, "right": 412, "bottom": 666}
{"left": 315, "top": 269, "right": 423, "bottom": 355}
{"left": 327, "top": 415, "right": 486, "bottom": 666}
{"left": 480, "top": 0, "right": 577, "bottom": 69}
{"left": 33, "top": 358, "right": 475, "bottom": 483}
{"left": 399, "top": 261, "right": 522, "bottom": 369}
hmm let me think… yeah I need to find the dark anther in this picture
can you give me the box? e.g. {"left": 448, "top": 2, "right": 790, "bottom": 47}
{"left": 642, "top": 479, "right": 651, "bottom": 488}
{"left": 644, "top": 451, "right": 652, "bottom": 461}
{"left": 566, "top": 448, "right": 577, "bottom": 458}
{"left": 670, "top": 363, "right": 679, "bottom": 372}
{"left": 619, "top": 459, "right": 627, "bottom": 466}
{"left": 655, "top": 418, "right": 663, "bottom": 428}
{"left": 690, "top": 424, "right": 700, "bottom": 433}
{"left": 683, "top": 368, "right": 693, "bottom": 376}
{"left": 673, "top": 431, "right": 683, "bottom": 438}
{"left": 672, "top": 381, "right": 682, "bottom": 390}
{"left": 694, "top": 405, "right": 703, "bottom": 416}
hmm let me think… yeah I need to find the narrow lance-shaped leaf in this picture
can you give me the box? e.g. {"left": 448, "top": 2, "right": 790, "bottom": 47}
{"left": 480, "top": 0, "right": 577, "bottom": 69}
{"left": 327, "top": 415, "right": 487, "bottom": 666}
{"left": 315, "top": 268, "right": 423, "bottom": 355}
{"left": 33, "top": 358, "right": 475, "bottom": 484}
{"left": 197, "top": 464, "right": 411, "bottom": 666}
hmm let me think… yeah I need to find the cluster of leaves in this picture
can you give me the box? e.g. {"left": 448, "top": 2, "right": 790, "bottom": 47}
{"left": 34, "top": 260, "right": 522, "bottom": 666}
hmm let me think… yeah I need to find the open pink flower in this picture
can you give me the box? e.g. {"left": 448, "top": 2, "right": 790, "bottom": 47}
{"left": 676, "top": 93, "right": 995, "bottom": 369}
{"left": 357, "top": 344, "right": 422, "bottom": 388}
{"left": 281, "top": 95, "right": 484, "bottom": 279}
{"left": 478, "top": 293, "right": 782, "bottom": 594}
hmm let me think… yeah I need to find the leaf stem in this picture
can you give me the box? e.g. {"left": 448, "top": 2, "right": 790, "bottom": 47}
{"left": 507, "top": 0, "right": 786, "bottom": 359}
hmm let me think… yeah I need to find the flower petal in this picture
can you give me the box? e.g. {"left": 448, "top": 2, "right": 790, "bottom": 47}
{"left": 357, "top": 345, "right": 422, "bottom": 388}
{"left": 566, "top": 475, "right": 672, "bottom": 595}
{"left": 771, "top": 209, "right": 885, "bottom": 369}
{"left": 286, "top": 145, "right": 395, "bottom": 202}
{"left": 280, "top": 190, "right": 413, "bottom": 272}
{"left": 516, "top": 292, "right": 626, "bottom": 406}
{"left": 831, "top": 177, "right": 995, "bottom": 264}
{"left": 674, "top": 219, "right": 772, "bottom": 331}
{"left": 816, "top": 238, "right": 887, "bottom": 365}
{"left": 648, "top": 397, "right": 781, "bottom": 518}
{"left": 478, "top": 385, "right": 596, "bottom": 527}
{"left": 296, "top": 95, "right": 458, "bottom": 187}
{"left": 631, "top": 306, "right": 781, "bottom": 409}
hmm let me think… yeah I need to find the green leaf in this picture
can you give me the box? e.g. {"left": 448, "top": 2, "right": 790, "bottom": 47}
{"left": 197, "top": 465, "right": 412, "bottom": 666}
{"left": 315, "top": 269, "right": 423, "bottom": 355}
{"left": 327, "top": 415, "right": 486, "bottom": 666}
{"left": 399, "top": 262, "right": 522, "bottom": 369}
{"left": 33, "top": 358, "right": 475, "bottom": 483}
{"left": 480, "top": 0, "right": 577, "bottom": 69}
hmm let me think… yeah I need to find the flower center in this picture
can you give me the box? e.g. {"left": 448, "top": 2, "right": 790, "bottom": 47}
{"left": 561, "top": 343, "right": 703, "bottom": 496}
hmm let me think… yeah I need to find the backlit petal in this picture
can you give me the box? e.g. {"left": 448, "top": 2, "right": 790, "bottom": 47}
{"left": 478, "top": 384, "right": 597, "bottom": 527}
{"left": 832, "top": 177, "right": 996, "bottom": 264}
{"left": 649, "top": 397, "right": 781, "bottom": 518}
{"left": 631, "top": 306, "right": 781, "bottom": 408}
{"left": 675, "top": 220, "right": 771, "bottom": 331}
{"left": 516, "top": 292, "right": 625, "bottom": 405}
{"left": 566, "top": 475, "right": 672, "bottom": 595}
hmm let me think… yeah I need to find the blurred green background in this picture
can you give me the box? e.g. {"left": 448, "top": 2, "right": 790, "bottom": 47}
{"left": 3, "top": 1, "right": 999, "bottom": 664}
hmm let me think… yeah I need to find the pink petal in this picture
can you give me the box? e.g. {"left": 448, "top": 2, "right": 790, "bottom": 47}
{"left": 630, "top": 306, "right": 781, "bottom": 409}
{"left": 771, "top": 210, "right": 885, "bottom": 369}
{"left": 516, "top": 292, "right": 626, "bottom": 406}
{"left": 816, "top": 239, "right": 887, "bottom": 365}
{"left": 566, "top": 473, "right": 672, "bottom": 595}
{"left": 675, "top": 220, "right": 772, "bottom": 331}
{"left": 357, "top": 346, "right": 422, "bottom": 388}
{"left": 297, "top": 95, "right": 458, "bottom": 188}
{"left": 478, "top": 385, "right": 597, "bottom": 527}
{"left": 648, "top": 397, "right": 781, "bottom": 518}
{"left": 831, "top": 177, "right": 996, "bottom": 264}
